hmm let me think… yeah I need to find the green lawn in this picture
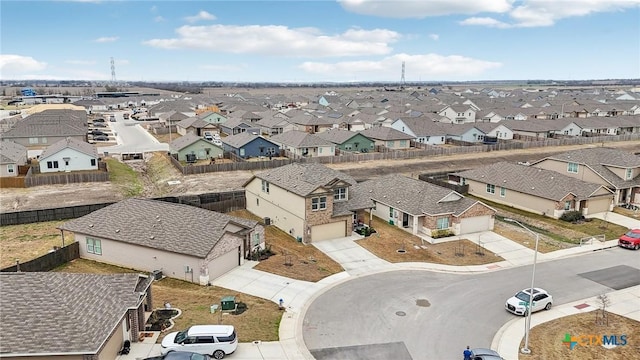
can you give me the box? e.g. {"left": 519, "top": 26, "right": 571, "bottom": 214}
{"left": 105, "top": 158, "right": 143, "bottom": 197}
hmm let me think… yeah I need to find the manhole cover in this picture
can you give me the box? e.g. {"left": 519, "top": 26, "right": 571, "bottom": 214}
{"left": 416, "top": 299, "right": 431, "bottom": 307}
{"left": 395, "top": 311, "right": 406, "bottom": 316}
{"left": 396, "top": 249, "right": 406, "bottom": 253}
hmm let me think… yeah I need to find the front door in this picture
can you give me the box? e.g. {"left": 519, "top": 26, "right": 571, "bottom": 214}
{"left": 402, "top": 213, "right": 409, "bottom": 228}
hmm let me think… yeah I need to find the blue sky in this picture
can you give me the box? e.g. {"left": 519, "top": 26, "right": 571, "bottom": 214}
{"left": 1, "top": 0, "right": 639, "bottom": 82}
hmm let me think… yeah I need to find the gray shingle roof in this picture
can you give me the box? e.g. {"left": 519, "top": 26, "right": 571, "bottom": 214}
{"left": 169, "top": 132, "right": 218, "bottom": 151}
{"left": 359, "top": 126, "right": 415, "bottom": 140}
{"left": 58, "top": 198, "right": 257, "bottom": 258}
{"left": 358, "top": 174, "right": 487, "bottom": 216}
{"left": 270, "top": 130, "right": 332, "bottom": 147}
{"left": 0, "top": 140, "right": 27, "bottom": 163}
{"left": 252, "top": 162, "right": 355, "bottom": 197}
{"left": 0, "top": 272, "right": 151, "bottom": 356}
{"left": 39, "top": 137, "right": 98, "bottom": 159}
{"left": 2, "top": 109, "right": 87, "bottom": 138}
{"left": 533, "top": 147, "right": 640, "bottom": 188}
{"left": 315, "top": 128, "right": 365, "bottom": 144}
{"left": 221, "top": 132, "right": 276, "bottom": 148}
{"left": 453, "top": 162, "right": 612, "bottom": 201}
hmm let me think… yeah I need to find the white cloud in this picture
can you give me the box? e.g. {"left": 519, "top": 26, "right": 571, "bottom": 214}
{"left": 339, "top": 0, "right": 513, "bottom": 18}
{"left": 184, "top": 10, "right": 216, "bottom": 23}
{"left": 65, "top": 60, "right": 97, "bottom": 65}
{"left": 428, "top": 33, "right": 439, "bottom": 40}
{"left": 154, "top": 16, "right": 165, "bottom": 22}
{"left": 150, "top": 5, "right": 158, "bottom": 12}
{"left": 459, "top": 17, "right": 511, "bottom": 28}
{"left": 143, "top": 25, "right": 399, "bottom": 57}
{"left": 94, "top": 36, "right": 119, "bottom": 43}
{"left": 299, "top": 53, "right": 502, "bottom": 80}
{"left": 0, "top": 55, "right": 47, "bottom": 74}
{"left": 199, "top": 64, "right": 247, "bottom": 71}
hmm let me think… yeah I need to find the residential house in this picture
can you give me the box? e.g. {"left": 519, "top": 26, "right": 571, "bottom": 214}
{"left": 443, "top": 123, "right": 487, "bottom": 143}
{"left": 37, "top": 137, "right": 99, "bottom": 173}
{"left": 256, "top": 115, "right": 296, "bottom": 136}
{"left": 221, "top": 132, "right": 280, "bottom": 159}
{"left": 59, "top": 198, "right": 265, "bottom": 284}
{"left": 391, "top": 118, "right": 447, "bottom": 145}
{"left": 359, "top": 126, "right": 414, "bottom": 149}
{"left": 244, "top": 162, "right": 374, "bottom": 243}
{"left": 438, "top": 105, "right": 476, "bottom": 123}
{"left": 286, "top": 112, "right": 336, "bottom": 134}
{"left": 1, "top": 109, "right": 87, "bottom": 149}
{"left": 270, "top": 130, "right": 335, "bottom": 157}
{"left": 472, "top": 122, "right": 514, "bottom": 141}
{"left": 359, "top": 175, "right": 496, "bottom": 238}
{"left": 0, "top": 272, "right": 153, "bottom": 359}
{"left": 169, "top": 132, "right": 223, "bottom": 162}
{"left": 219, "top": 117, "right": 261, "bottom": 136}
{"left": 453, "top": 162, "right": 614, "bottom": 218}
{"left": 0, "top": 140, "right": 27, "bottom": 177}
{"left": 531, "top": 147, "right": 640, "bottom": 205}
{"left": 501, "top": 120, "right": 558, "bottom": 139}
{"left": 315, "top": 128, "right": 375, "bottom": 152}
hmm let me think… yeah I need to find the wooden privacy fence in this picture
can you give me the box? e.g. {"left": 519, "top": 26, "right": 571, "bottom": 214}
{"left": 0, "top": 242, "right": 80, "bottom": 272}
{"left": 167, "top": 134, "right": 640, "bottom": 174}
{"left": 0, "top": 202, "right": 115, "bottom": 226}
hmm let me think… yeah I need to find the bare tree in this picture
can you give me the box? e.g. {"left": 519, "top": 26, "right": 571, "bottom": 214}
{"left": 595, "top": 293, "right": 611, "bottom": 326}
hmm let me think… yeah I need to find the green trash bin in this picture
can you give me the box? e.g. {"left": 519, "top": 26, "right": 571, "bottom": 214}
{"left": 221, "top": 296, "right": 236, "bottom": 311}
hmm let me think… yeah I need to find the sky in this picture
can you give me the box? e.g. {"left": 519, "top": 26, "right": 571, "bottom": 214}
{"left": 1, "top": 0, "right": 639, "bottom": 83}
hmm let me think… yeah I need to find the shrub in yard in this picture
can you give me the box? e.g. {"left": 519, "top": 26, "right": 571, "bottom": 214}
{"left": 356, "top": 227, "right": 377, "bottom": 236}
{"left": 560, "top": 211, "right": 584, "bottom": 223}
{"left": 431, "top": 229, "right": 453, "bottom": 238}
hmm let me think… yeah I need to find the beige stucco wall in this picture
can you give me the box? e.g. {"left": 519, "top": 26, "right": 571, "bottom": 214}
{"left": 467, "top": 179, "right": 559, "bottom": 217}
{"left": 98, "top": 320, "right": 125, "bottom": 360}
{"left": 533, "top": 160, "right": 607, "bottom": 185}
{"left": 1, "top": 163, "right": 19, "bottom": 177}
{"left": 245, "top": 178, "right": 306, "bottom": 240}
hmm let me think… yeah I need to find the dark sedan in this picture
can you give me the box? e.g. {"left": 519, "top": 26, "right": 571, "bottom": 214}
{"left": 145, "top": 351, "right": 211, "bottom": 360}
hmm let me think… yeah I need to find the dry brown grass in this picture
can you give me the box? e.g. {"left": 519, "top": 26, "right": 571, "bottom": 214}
{"left": 54, "top": 259, "right": 282, "bottom": 342}
{"left": 520, "top": 311, "right": 640, "bottom": 360}
{"left": 228, "top": 210, "right": 344, "bottom": 282}
{"left": 493, "top": 222, "right": 567, "bottom": 253}
{"left": 355, "top": 217, "right": 503, "bottom": 265}
{"left": 0, "top": 220, "right": 73, "bottom": 268}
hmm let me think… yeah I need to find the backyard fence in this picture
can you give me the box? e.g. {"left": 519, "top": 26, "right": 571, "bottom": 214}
{"left": 0, "top": 241, "right": 79, "bottom": 273}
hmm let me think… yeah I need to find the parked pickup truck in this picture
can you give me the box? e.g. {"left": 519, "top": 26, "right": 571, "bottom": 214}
{"left": 123, "top": 113, "right": 130, "bottom": 119}
{"left": 618, "top": 229, "right": 640, "bottom": 250}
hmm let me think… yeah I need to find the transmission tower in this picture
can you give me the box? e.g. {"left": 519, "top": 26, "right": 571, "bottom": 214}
{"left": 110, "top": 57, "right": 117, "bottom": 83}
{"left": 400, "top": 61, "right": 406, "bottom": 89}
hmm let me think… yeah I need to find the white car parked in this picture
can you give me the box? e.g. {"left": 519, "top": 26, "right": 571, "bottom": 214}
{"left": 161, "top": 325, "right": 237, "bottom": 359}
{"left": 505, "top": 287, "right": 553, "bottom": 316}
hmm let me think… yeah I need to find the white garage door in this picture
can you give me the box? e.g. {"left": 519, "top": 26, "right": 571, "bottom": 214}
{"left": 586, "top": 198, "right": 611, "bottom": 214}
{"left": 460, "top": 216, "right": 491, "bottom": 234}
{"left": 208, "top": 247, "right": 240, "bottom": 280}
{"left": 311, "top": 221, "right": 346, "bottom": 242}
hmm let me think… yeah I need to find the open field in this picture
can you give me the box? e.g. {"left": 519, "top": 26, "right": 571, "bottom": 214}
{"left": 0, "top": 220, "right": 72, "bottom": 268}
{"left": 520, "top": 311, "right": 640, "bottom": 360}
{"left": 54, "top": 259, "right": 282, "bottom": 342}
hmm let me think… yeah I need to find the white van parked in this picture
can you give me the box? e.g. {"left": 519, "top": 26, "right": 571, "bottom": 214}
{"left": 161, "top": 325, "right": 237, "bottom": 359}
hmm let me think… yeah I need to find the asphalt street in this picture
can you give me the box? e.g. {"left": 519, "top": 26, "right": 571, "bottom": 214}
{"left": 97, "top": 111, "right": 169, "bottom": 155}
{"left": 302, "top": 247, "right": 640, "bottom": 360}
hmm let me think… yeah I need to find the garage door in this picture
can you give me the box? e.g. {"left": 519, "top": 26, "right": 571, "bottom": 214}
{"left": 311, "top": 221, "right": 346, "bottom": 242}
{"left": 460, "top": 216, "right": 491, "bottom": 234}
{"left": 586, "top": 198, "right": 611, "bottom": 214}
{"left": 208, "top": 247, "right": 240, "bottom": 280}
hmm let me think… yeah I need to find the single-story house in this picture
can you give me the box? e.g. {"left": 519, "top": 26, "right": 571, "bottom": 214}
{"left": 358, "top": 175, "right": 496, "bottom": 238}
{"left": 58, "top": 198, "right": 265, "bottom": 285}
{"left": 1, "top": 109, "right": 88, "bottom": 149}
{"left": 315, "top": 128, "right": 375, "bottom": 152}
{"left": 390, "top": 118, "right": 447, "bottom": 145}
{"left": 38, "top": 137, "right": 99, "bottom": 173}
{"left": 359, "top": 126, "right": 414, "bottom": 149}
{"left": 270, "top": 130, "right": 335, "bottom": 157}
{"left": 0, "top": 140, "right": 28, "bottom": 177}
{"left": 0, "top": 272, "right": 153, "bottom": 359}
{"left": 244, "top": 162, "right": 374, "bottom": 243}
{"left": 221, "top": 132, "right": 280, "bottom": 159}
{"left": 531, "top": 147, "right": 640, "bottom": 205}
{"left": 219, "top": 117, "right": 261, "bottom": 136}
{"left": 169, "top": 132, "right": 223, "bottom": 162}
{"left": 452, "top": 162, "right": 615, "bottom": 218}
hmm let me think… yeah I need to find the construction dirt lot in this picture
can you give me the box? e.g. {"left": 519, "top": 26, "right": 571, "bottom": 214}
{"left": 1, "top": 141, "right": 639, "bottom": 212}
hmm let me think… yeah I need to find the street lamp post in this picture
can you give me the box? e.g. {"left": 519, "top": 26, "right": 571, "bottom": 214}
{"left": 505, "top": 218, "right": 539, "bottom": 355}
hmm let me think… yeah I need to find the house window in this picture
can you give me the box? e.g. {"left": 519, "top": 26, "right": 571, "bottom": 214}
{"left": 86, "top": 238, "right": 102, "bottom": 255}
{"left": 460, "top": 178, "right": 466, "bottom": 186}
{"left": 319, "top": 147, "right": 322, "bottom": 154}
{"left": 334, "top": 187, "right": 347, "bottom": 201}
{"left": 400, "top": 140, "right": 407, "bottom": 147}
{"left": 7, "top": 164, "right": 14, "bottom": 173}
{"left": 90, "top": 159, "right": 96, "bottom": 166}
{"left": 486, "top": 184, "right": 495, "bottom": 194}
{"left": 261, "top": 180, "right": 270, "bottom": 194}
{"left": 564, "top": 201, "right": 571, "bottom": 210}
{"left": 436, "top": 217, "right": 449, "bottom": 230}
{"left": 626, "top": 168, "right": 633, "bottom": 180}
{"left": 567, "top": 162, "right": 578, "bottom": 173}
{"left": 386, "top": 141, "right": 395, "bottom": 147}
{"left": 311, "top": 196, "right": 327, "bottom": 211}
{"left": 253, "top": 233, "right": 260, "bottom": 246}
{"left": 29, "top": 137, "right": 38, "bottom": 144}
{"left": 41, "top": 137, "right": 47, "bottom": 144}
{"left": 389, "top": 207, "right": 394, "bottom": 218}
{"left": 500, "top": 187, "right": 506, "bottom": 197}
{"left": 47, "top": 161, "right": 59, "bottom": 169}
{"left": 256, "top": 198, "right": 259, "bottom": 206}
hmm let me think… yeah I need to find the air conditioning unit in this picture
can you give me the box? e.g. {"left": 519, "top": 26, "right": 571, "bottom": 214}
{"left": 264, "top": 217, "right": 271, "bottom": 225}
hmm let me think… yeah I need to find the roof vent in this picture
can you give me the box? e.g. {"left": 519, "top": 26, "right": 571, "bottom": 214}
{"left": 150, "top": 235, "right": 155, "bottom": 240}
{"left": 115, "top": 229, "right": 120, "bottom": 233}
{"left": 89, "top": 224, "right": 94, "bottom": 228}
{"left": 503, "top": 180, "right": 507, "bottom": 183}
{"left": 397, "top": 201, "right": 401, "bottom": 203}
{"left": 531, "top": 187, "right": 535, "bottom": 190}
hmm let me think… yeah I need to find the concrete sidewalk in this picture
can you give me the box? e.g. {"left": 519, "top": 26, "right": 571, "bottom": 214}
{"left": 492, "top": 285, "right": 640, "bottom": 358}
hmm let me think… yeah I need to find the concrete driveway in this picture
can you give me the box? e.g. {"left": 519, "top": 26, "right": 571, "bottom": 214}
{"left": 587, "top": 211, "right": 640, "bottom": 229}
{"left": 312, "top": 235, "right": 391, "bottom": 276}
